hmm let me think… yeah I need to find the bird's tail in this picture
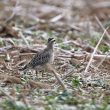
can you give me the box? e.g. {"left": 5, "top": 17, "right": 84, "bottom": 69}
{"left": 18, "top": 64, "right": 28, "bottom": 71}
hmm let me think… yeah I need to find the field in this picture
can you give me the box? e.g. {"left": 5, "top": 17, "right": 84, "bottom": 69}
{"left": 0, "top": 0, "right": 110, "bottom": 110}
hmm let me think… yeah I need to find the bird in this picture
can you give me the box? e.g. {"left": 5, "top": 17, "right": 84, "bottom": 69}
{"left": 19, "top": 38, "right": 66, "bottom": 90}
{"left": 19, "top": 38, "right": 55, "bottom": 71}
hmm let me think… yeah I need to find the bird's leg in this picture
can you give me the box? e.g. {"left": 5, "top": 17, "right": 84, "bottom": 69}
{"left": 41, "top": 70, "right": 44, "bottom": 77}
{"left": 36, "top": 70, "right": 44, "bottom": 78}
{"left": 35, "top": 70, "right": 39, "bottom": 77}
{"left": 46, "top": 64, "right": 67, "bottom": 90}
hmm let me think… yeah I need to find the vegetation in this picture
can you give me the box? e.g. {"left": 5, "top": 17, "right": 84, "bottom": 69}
{"left": 0, "top": 0, "right": 110, "bottom": 110}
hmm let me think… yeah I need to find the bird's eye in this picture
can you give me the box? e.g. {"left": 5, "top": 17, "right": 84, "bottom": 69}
{"left": 48, "top": 38, "right": 53, "bottom": 42}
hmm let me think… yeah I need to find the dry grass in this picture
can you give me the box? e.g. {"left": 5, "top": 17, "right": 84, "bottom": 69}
{"left": 0, "top": 0, "right": 110, "bottom": 110}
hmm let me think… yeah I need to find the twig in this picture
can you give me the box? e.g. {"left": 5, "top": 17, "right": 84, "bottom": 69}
{"left": 58, "top": 53, "right": 110, "bottom": 61}
{"left": 0, "top": 88, "right": 15, "bottom": 102}
{"left": 84, "top": 27, "right": 109, "bottom": 73}
{"left": 56, "top": 40, "right": 101, "bottom": 53}
{"left": 96, "top": 53, "right": 109, "bottom": 68}
{"left": 95, "top": 16, "right": 110, "bottom": 41}
{"left": 15, "top": 59, "right": 27, "bottom": 67}
{"left": 53, "top": 68, "right": 74, "bottom": 86}
{"left": 47, "top": 64, "right": 67, "bottom": 91}
{"left": 18, "top": 32, "right": 30, "bottom": 48}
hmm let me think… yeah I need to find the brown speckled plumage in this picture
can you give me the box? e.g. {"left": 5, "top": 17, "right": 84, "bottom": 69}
{"left": 19, "top": 38, "right": 55, "bottom": 71}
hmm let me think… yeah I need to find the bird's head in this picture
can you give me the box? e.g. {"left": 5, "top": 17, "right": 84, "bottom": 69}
{"left": 48, "top": 38, "right": 55, "bottom": 43}
{"left": 47, "top": 38, "right": 55, "bottom": 48}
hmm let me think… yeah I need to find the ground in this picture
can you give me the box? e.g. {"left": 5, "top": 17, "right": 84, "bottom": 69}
{"left": 0, "top": 0, "right": 110, "bottom": 110}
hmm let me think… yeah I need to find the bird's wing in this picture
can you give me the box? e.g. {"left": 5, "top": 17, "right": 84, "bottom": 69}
{"left": 28, "top": 49, "right": 51, "bottom": 68}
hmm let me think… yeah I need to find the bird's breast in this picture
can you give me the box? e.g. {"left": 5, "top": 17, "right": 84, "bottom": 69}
{"left": 49, "top": 52, "right": 54, "bottom": 64}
